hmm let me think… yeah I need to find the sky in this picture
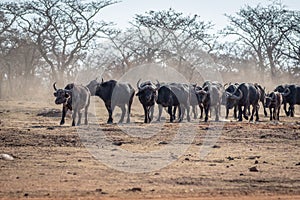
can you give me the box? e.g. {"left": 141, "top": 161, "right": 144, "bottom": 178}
{"left": 97, "top": 0, "right": 300, "bottom": 31}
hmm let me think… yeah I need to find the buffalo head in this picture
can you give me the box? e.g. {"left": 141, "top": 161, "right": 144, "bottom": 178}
{"left": 53, "top": 82, "right": 71, "bottom": 105}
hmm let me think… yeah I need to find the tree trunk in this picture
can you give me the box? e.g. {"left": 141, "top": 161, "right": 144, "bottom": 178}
{"left": 267, "top": 48, "right": 276, "bottom": 79}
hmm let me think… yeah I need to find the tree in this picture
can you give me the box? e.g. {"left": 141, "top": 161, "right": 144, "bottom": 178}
{"left": 4, "top": 0, "right": 118, "bottom": 84}
{"left": 223, "top": 1, "right": 295, "bottom": 79}
{"left": 107, "top": 8, "right": 216, "bottom": 80}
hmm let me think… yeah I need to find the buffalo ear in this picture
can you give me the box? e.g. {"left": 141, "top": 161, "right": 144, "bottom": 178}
{"left": 53, "top": 92, "right": 57, "bottom": 97}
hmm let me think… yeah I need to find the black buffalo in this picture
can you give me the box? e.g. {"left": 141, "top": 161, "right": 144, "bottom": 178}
{"left": 86, "top": 79, "right": 135, "bottom": 124}
{"left": 275, "top": 84, "right": 300, "bottom": 117}
{"left": 223, "top": 83, "right": 239, "bottom": 119}
{"left": 226, "top": 83, "right": 260, "bottom": 121}
{"left": 189, "top": 84, "right": 203, "bottom": 119}
{"left": 156, "top": 82, "right": 190, "bottom": 122}
{"left": 53, "top": 82, "right": 90, "bottom": 126}
{"left": 265, "top": 91, "right": 283, "bottom": 121}
{"left": 194, "top": 83, "right": 222, "bottom": 122}
{"left": 136, "top": 79, "right": 157, "bottom": 123}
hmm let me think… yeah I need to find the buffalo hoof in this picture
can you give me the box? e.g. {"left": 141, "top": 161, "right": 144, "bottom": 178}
{"left": 244, "top": 116, "right": 249, "bottom": 120}
{"left": 60, "top": 121, "right": 65, "bottom": 125}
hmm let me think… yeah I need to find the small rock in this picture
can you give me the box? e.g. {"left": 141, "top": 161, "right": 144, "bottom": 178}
{"left": 95, "top": 188, "right": 102, "bottom": 192}
{"left": 154, "top": 172, "right": 160, "bottom": 175}
{"left": 47, "top": 127, "right": 55, "bottom": 130}
{"left": 0, "top": 154, "right": 14, "bottom": 161}
{"left": 249, "top": 166, "right": 259, "bottom": 172}
{"left": 184, "top": 157, "right": 190, "bottom": 161}
{"left": 159, "top": 141, "right": 168, "bottom": 145}
{"left": 78, "top": 159, "right": 82, "bottom": 162}
{"left": 127, "top": 187, "right": 142, "bottom": 192}
{"left": 254, "top": 160, "right": 259, "bottom": 164}
{"left": 295, "top": 162, "right": 300, "bottom": 166}
{"left": 212, "top": 145, "right": 221, "bottom": 148}
{"left": 240, "top": 173, "right": 244, "bottom": 176}
{"left": 227, "top": 156, "right": 234, "bottom": 161}
{"left": 112, "top": 141, "right": 122, "bottom": 146}
{"left": 24, "top": 193, "right": 29, "bottom": 197}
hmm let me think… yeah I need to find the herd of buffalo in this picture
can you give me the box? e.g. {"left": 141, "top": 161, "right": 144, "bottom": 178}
{"left": 52, "top": 79, "right": 300, "bottom": 126}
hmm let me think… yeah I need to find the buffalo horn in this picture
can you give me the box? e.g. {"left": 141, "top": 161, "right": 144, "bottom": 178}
{"left": 53, "top": 82, "right": 58, "bottom": 91}
{"left": 282, "top": 88, "right": 290, "bottom": 96}
{"left": 231, "top": 89, "right": 243, "bottom": 100}
{"left": 137, "top": 79, "right": 142, "bottom": 90}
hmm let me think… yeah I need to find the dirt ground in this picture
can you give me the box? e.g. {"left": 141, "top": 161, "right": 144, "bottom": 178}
{"left": 0, "top": 98, "right": 300, "bottom": 200}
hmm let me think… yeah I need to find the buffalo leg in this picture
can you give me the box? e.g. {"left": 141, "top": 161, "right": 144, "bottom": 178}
{"left": 147, "top": 106, "right": 152, "bottom": 123}
{"left": 105, "top": 104, "right": 113, "bottom": 124}
{"left": 263, "top": 104, "right": 268, "bottom": 117}
{"left": 128, "top": 93, "right": 134, "bottom": 123}
{"left": 269, "top": 108, "right": 273, "bottom": 121}
{"left": 84, "top": 106, "right": 88, "bottom": 125}
{"left": 204, "top": 106, "right": 209, "bottom": 122}
{"left": 199, "top": 104, "right": 203, "bottom": 119}
{"left": 77, "top": 111, "right": 82, "bottom": 126}
{"left": 72, "top": 109, "right": 77, "bottom": 126}
{"left": 225, "top": 108, "right": 229, "bottom": 119}
{"left": 177, "top": 106, "right": 183, "bottom": 122}
{"left": 243, "top": 106, "right": 249, "bottom": 120}
{"left": 186, "top": 105, "right": 191, "bottom": 122}
{"left": 233, "top": 106, "right": 237, "bottom": 119}
{"left": 168, "top": 106, "right": 174, "bottom": 122}
{"left": 192, "top": 105, "right": 197, "bottom": 119}
{"left": 119, "top": 105, "right": 126, "bottom": 123}
{"left": 238, "top": 106, "right": 243, "bottom": 121}
{"left": 290, "top": 105, "right": 295, "bottom": 117}
{"left": 173, "top": 106, "right": 177, "bottom": 120}
{"left": 60, "top": 106, "right": 68, "bottom": 125}
{"left": 255, "top": 105, "right": 260, "bottom": 121}
{"left": 283, "top": 103, "right": 289, "bottom": 116}
{"left": 273, "top": 107, "right": 277, "bottom": 120}
{"left": 250, "top": 105, "right": 255, "bottom": 121}
{"left": 143, "top": 104, "right": 149, "bottom": 123}
{"left": 157, "top": 105, "right": 163, "bottom": 121}
{"left": 149, "top": 105, "right": 154, "bottom": 122}
{"left": 277, "top": 107, "right": 280, "bottom": 120}
{"left": 215, "top": 106, "right": 219, "bottom": 122}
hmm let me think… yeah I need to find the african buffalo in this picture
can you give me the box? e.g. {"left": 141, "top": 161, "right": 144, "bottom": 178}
{"left": 223, "top": 83, "right": 239, "bottom": 119}
{"left": 254, "top": 83, "right": 268, "bottom": 117}
{"left": 189, "top": 84, "right": 203, "bottom": 119}
{"left": 194, "top": 83, "right": 222, "bottom": 122}
{"left": 265, "top": 91, "right": 283, "bottom": 121}
{"left": 226, "top": 83, "right": 260, "bottom": 121}
{"left": 86, "top": 79, "right": 135, "bottom": 124}
{"left": 136, "top": 80, "right": 157, "bottom": 123}
{"left": 156, "top": 82, "right": 190, "bottom": 122}
{"left": 275, "top": 84, "right": 300, "bottom": 117}
{"left": 53, "top": 82, "right": 90, "bottom": 126}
